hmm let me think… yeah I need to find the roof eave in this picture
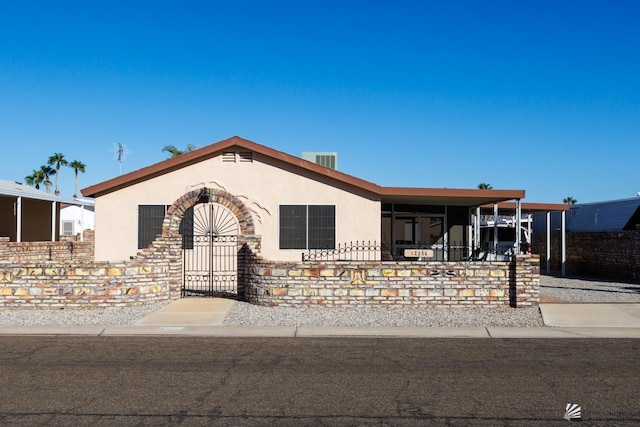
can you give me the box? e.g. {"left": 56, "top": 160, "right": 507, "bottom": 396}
{"left": 380, "top": 187, "right": 525, "bottom": 207}
{"left": 480, "top": 202, "right": 570, "bottom": 212}
{"left": 81, "top": 136, "right": 382, "bottom": 198}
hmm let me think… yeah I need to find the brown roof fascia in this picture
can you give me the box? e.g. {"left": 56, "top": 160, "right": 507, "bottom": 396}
{"left": 381, "top": 187, "right": 525, "bottom": 200}
{"left": 82, "top": 136, "right": 382, "bottom": 198}
{"left": 480, "top": 201, "right": 570, "bottom": 212}
{"left": 80, "top": 135, "right": 529, "bottom": 205}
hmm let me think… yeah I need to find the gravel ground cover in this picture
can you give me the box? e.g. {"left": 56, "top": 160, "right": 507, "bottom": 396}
{"left": 0, "top": 301, "right": 171, "bottom": 327}
{"left": 1, "top": 275, "right": 638, "bottom": 327}
{"left": 222, "top": 275, "right": 640, "bottom": 328}
{"left": 223, "top": 303, "right": 545, "bottom": 327}
{"left": 540, "top": 275, "right": 640, "bottom": 303}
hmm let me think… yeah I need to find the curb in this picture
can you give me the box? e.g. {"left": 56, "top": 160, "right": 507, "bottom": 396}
{"left": 1, "top": 326, "right": 639, "bottom": 338}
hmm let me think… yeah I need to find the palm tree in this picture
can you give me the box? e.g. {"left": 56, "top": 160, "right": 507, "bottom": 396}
{"left": 48, "top": 153, "right": 68, "bottom": 196}
{"left": 39, "top": 165, "right": 55, "bottom": 193}
{"left": 69, "top": 160, "right": 86, "bottom": 199}
{"left": 563, "top": 196, "right": 577, "bottom": 205}
{"left": 162, "top": 143, "right": 197, "bottom": 158}
{"left": 477, "top": 183, "right": 493, "bottom": 190}
{"left": 25, "top": 169, "right": 45, "bottom": 190}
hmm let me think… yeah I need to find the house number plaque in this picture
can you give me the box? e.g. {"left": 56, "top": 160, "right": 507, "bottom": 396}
{"left": 404, "top": 249, "right": 434, "bottom": 258}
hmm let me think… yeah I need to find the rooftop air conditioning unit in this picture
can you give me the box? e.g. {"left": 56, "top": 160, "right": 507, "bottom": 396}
{"left": 302, "top": 151, "right": 338, "bottom": 170}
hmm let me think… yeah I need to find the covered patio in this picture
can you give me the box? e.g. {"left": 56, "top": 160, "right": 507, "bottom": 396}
{"left": 380, "top": 187, "right": 528, "bottom": 261}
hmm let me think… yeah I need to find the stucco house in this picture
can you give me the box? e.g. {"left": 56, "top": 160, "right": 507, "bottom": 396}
{"left": 82, "top": 136, "right": 526, "bottom": 263}
{"left": 0, "top": 136, "right": 543, "bottom": 307}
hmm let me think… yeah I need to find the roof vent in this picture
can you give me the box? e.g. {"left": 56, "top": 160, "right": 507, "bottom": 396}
{"left": 222, "top": 152, "right": 236, "bottom": 162}
{"left": 222, "top": 151, "right": 253, "bottom": 163}
{"left": 239, "top": 151, "right": 253, "bottom": 162}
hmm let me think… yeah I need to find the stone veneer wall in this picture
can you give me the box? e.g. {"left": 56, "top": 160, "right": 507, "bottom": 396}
{"left": 532, "top": 231, "right": 640, "bottom": 282}
{"left": 0, "top": 230, "right": 95, "bottom": 263}
{"left": 0, "top": 228, "right": 539, "bottom": 308}
{"left": 0, "top": 232, "right": 182, "bottom": 308}
{"left": 245, "top": 254, "right": 539, "bottom": 308}
{"left": 0, "top": 187, "right": 261, "bottom": 309}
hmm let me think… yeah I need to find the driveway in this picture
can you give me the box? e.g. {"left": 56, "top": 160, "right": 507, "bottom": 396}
{"left": 540, "top": 274, "right": 640, "bottom": 303}
{"left": 540, "top": 275, "right": 640, "bottom": 327}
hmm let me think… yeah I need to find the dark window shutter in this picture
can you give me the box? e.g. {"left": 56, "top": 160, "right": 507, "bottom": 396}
{"left": 179, "top": 206, "right": 195, "bottom": 249}
{"left": 308, "top": 205, "right": 335, "bottom": 249}
{"left": 138, "top": 205, "right": 167, "bottom": 249}
{"left": 279, "top": 205, "right": 307, "bottom": 249}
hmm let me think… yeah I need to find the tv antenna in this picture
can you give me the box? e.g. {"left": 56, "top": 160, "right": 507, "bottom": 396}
{"left": 112, "top": 143, "right": 130, "bottom": 175}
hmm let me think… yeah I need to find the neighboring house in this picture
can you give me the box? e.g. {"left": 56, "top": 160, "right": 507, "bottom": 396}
{"left": 529, "top": 197, "right": 640, "bottom": 279}
{"left": 0, "top": 179, "right": 91, "bottom": 242}
{"left": 60, "top": 201, "right": 95, "bottom": 236}
{"left": 531, "top": 198, "right": 640, "bottom": 235}
{"left": 567, "top": 197, "right": 640, "bottom": 232}
{"left": 82, "top": 136, "right": 526, "bottom": 263}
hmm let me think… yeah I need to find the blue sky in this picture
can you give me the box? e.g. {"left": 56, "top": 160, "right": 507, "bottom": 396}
{"left": 1, "top": 0, "right": 638, "bottom": 203}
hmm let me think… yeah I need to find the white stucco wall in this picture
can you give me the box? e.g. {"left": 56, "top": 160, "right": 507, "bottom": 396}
{"left": 60, "top": 205, "right": 95, "bottom": 235}
{"left": 93, "top": 152, "right": 381, "bottom": 262}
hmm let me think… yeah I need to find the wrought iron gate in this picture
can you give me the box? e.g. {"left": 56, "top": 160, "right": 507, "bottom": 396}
{"left": 182, "top": 202, "right": 239, "bottom": 297}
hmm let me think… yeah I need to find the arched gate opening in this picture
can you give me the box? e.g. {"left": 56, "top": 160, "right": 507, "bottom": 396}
{"left": 165, "top": 188, "right": 256, "bottom": 298}
{"left": 181, "top": 202, "right": 239, "bottom": 296}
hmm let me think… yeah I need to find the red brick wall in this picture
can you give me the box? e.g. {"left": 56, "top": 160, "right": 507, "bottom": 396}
{"left": 532, "top": 230, "right": 640, "bottom": 282}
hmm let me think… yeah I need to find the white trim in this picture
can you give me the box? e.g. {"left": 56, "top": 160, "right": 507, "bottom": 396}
{"left": 493, "top": 203, "right": 499, "bottom": 251}
{"left": 467, "top": 208, "right": 473, "bottom": 255}
{"left": 51, "top": 201, "right": 56, "bottom": 242}
{"left": 561, "top": 210, "right": 567, "bottom": 277}
{"left": 16, "top": 196, "right": 22, "bottom": 242}
{"left": 475, "top": 207, "right": 481, "bottom": 249}
{"left": 444, "top": 205, "right": 449, "bottom": 261}
{"left": 80, "top": 204, "right": 85, "bottom": 241}
{"left": 546, "top": 211, "right": 551, "bottom": 274}
{"left": 515, "top": 199, "right": 522, "bottom": 254}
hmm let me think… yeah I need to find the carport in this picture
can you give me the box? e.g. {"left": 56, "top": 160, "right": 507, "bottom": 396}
{"left": 479, "top": 202, "right": 570, "bottom": 275}
{"left": 0, "top": 179, "right": 92, "bottom": 242}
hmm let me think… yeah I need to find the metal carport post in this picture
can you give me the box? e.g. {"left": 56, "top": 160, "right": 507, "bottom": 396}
{"left": 544, "top": 208, "right": 567, "bottom": 277}
{"left": 16, "top": 196, "right": 22, "bottom": 242}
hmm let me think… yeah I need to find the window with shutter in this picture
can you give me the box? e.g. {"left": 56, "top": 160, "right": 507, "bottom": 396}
{"left": 137, "top": 205, "right": 167, "bottom": 249}
{"left": 279, "top": 205, "right": 335, "bottom": 250}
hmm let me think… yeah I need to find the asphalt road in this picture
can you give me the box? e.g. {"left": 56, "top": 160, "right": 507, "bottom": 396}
{"left": 0, "top": 337, "right": 638, "bottom": 426}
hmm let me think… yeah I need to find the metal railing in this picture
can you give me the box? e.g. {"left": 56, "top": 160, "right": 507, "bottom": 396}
{"left": 302, "top": 241, "right": 381, "bottom": 262}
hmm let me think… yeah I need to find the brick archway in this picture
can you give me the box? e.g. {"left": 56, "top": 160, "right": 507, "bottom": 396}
{"left": 162, "top": 188, "right": 259, "bottom": 299}
{"left": 163, "top": 188, "right": 255, "bottom": 237}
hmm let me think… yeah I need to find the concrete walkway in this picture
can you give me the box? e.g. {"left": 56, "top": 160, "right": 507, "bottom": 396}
{"left": 134, "top": 298, "right": 235, "bottom": 327}
{"left": 1, "top": 299, "right": 640, "bottom": 337}
{"left": 540, "top": 303, "right": 640, "bottom": 328}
